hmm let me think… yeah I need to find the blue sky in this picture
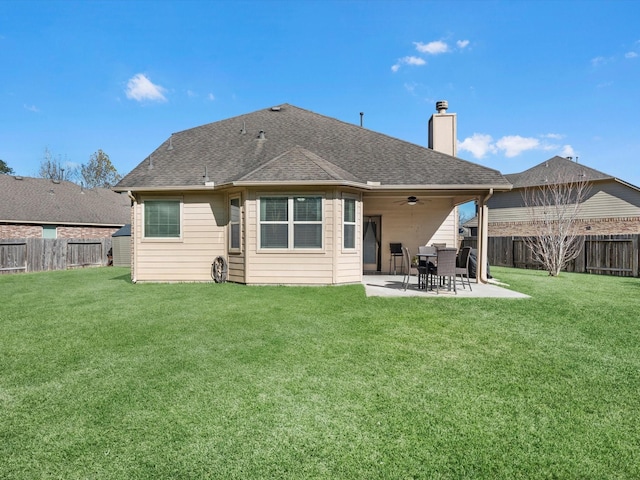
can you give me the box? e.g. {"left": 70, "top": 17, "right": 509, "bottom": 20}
{"left": 2, "top": 0, "right": 639, "bottom": 209}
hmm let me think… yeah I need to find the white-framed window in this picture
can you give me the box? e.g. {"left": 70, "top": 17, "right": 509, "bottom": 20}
{"left": 229, "top": 195, "right": 241, "bottom": 251}
{"left": 143, "top": 199, "right": 182, "bottom": 239}
{"left": 258, "top": 195, "right": 323, "bottom": 249}
{"left": 343, "top": 197, "right": 357, "bottom": 249}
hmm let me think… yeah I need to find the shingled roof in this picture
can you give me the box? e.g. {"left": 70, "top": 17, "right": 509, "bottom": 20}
{"left": 115, "top": 103, "right": 510, "bottom": 191}
{"left": 505, "top": 156, "right": 614, "bottom": 188}
{"left": 0, "top": 175, "right": 130, "bottom": 225}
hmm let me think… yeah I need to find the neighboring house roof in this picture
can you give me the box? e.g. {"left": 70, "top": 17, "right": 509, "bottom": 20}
{"left": 0, "top": 175, "right": 130, "bottom": 225}
{"left": 505, "top": 156, "right": 639, "bottom": 190}
{"left": 112, "top": 224, "right": 131, "bottom": 237}
{"left": 463, "top": 216, "right": 478, "bottom": 228}
{"left": 115, "top": 103, "right": 511, "bottom": 191}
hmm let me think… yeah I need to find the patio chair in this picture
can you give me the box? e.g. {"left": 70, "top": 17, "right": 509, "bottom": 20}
{"left": 389, "top": 242, "right": 404, "bottom": 274}
{"left": 429, "top": 247, "right": 457, "bottom": 294}
{"left": 418, "top": 245, "right": 436, "bottom": 289}
{"left": 455, "top": 246, "right": 473, "bottom": 291}
{"left": 401, "top": 246, "right": 427, "bottom": 291}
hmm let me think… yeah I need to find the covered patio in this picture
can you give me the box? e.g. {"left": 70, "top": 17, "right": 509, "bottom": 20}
{"left": 362, "top": 274, "right": 529, "bottom": 298}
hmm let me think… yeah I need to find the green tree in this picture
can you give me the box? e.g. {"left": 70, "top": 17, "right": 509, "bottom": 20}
{"left": 81, "top": 149, "right": 122, "bottom": 188}
{"left": 0, "top": 159, "right": 14, "bottom": 174}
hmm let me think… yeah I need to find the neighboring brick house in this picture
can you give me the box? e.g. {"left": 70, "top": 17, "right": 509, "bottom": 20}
{"left": 0, "top": 175, "right": 130, "bottom": 239}
{"left": 486, "top": 156, "right": 640, "bottom": 236}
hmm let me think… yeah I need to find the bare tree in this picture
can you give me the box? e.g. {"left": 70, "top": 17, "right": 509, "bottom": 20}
{"left": 521, "top": 165, "right": 591, "bottom": 276}
{"left": 38, "top": 147, "right": 78, "bottom": 182}
{"left": 81, "top": 149, "right": 121, "bottom": 188}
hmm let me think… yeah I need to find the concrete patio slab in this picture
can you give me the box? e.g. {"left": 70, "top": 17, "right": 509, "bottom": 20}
{"left": 363, "top": 275, "right": 530, "bottom": 298}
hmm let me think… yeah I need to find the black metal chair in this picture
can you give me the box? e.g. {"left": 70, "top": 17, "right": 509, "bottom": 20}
{"left": 389, "top": 242, "right": 404, "bottom": 274}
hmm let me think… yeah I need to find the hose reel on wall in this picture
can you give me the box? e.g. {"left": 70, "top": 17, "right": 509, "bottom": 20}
{"left": 211, "top": 256, "right": 228, "bottom": 283}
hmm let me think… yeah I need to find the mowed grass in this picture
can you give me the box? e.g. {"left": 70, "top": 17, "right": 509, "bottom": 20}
{"left": 1, "top": 267, "right": 639, "bottom": 479}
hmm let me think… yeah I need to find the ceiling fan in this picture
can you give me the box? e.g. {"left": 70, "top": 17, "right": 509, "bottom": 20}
{"left": 393, "top": 195, "right": 427, "bottom": 206}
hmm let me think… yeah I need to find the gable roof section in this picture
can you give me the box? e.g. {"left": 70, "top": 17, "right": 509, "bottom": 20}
{"left": 115, "top": 104, "right": 511, "bottom": 191}
{"left": 506, "top": 156, "right": 616, "bottom": 188}
{"left": 237, "top": 146, "right": 360, "bottom": 183}
{"left": 0, "top": 175, "right": 130, "bottom": 225}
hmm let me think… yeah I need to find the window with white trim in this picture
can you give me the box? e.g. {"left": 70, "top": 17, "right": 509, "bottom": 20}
{"left": 229, "top": 196, "right": 241, "bottom": 251}
{"left": 144, "top": 200, "right": 181, "bottom": 238}
{"left": 343, "top": 197, "right": 356, "bottom": 249}
{"left": 259, "top": 196, "right": 323, "bottom": 249}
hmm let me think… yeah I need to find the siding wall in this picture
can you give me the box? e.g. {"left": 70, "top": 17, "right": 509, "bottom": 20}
{"left": 243, "top": 188, "right": 362, "bottom": 285}
{"left": 111, "top": 236, "right": 131, "bottom": 267}
{"left": 133, "top": 193, "right": 227, "bottom": 282}
{"left": 133, "top": 188, "right": 363, "bottom": 285}
{"left": 363, "top": 196, "right": 456, "bottom": 270}
{"left": 488, "top": 181, "right": 640, "bottom": 224}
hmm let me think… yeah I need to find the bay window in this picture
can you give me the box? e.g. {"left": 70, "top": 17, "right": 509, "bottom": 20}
{"left": 259, "top": 196, "right": 323, "bottom": 249}
{"left": 229, "top": 196, "right": 241, "bottom": 251}
{"left": 343, "top": 197, "right": 356, "bottom": 249}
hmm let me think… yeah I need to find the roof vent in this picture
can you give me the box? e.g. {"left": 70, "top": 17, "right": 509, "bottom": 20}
{"left": 148, "top": 155, "right": 154, "bottom": 170}
{"left": 14, "top": 176, "right": 23, "bottom": 180}
{"left": 271, "top": 106, "right": 281, "bottom": 111}
{"left": 258, "top": 130, "right": 266, "bottom": 140}
{"left": 436, "top": 100, "right": 448, "bottom": 114}
{"left": 167, "top": 135, "right": 173, "bottom": 150}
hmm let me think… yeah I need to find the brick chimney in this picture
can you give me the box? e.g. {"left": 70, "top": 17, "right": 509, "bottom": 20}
{"left": 428, "top": 100, "right": 457, "bottom": 156}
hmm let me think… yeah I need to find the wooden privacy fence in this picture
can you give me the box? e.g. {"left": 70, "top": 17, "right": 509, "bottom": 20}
{"left": 468, "top": 234, "right": 640, "bottom": 277}
{"left": 0, "top": 238, "right": 112, "bottom": 274}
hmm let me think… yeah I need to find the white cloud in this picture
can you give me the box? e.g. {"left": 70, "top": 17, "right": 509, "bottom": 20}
{"left": 458, "top": 134, "right": 496, "bottom": 159}
{"left": 542, "top": 133, "right": 564, "bottom": 140}
{"left": 456, "top": 40, "right": 470, "bottom": 49}
{"left": 207, "top": 93, "right": 216, "bottom": 101}
{"left": 187, "top": 89, "right": 197, "bottom": 97}
{"left": 625, "top": 51, "right": 638, "bottom": 59}
{"left": 391, "top": 55, "right": 426, "bottom": 72}
{"left": 23, "top": 104, "right": 39, "bottom": 112}
{"left": 414, "top": 40, "right": 449, "bottom": 55}
{"left": 591, "top": 56, "right": 607, "bottom": 67}
{"left": 496, "top": 135, "right": 540, "bottom": 157}
{"left": 560, "top": 145, "right": 576, "bottom": 157}
{"left": 459, "top": 133, "right": 546, "bottom": 159}
{"left": 125, "top": 73, "right": 167, "bottom": 102}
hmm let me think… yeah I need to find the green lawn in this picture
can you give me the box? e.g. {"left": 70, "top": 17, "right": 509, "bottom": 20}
{"left": 1, "top": 267, "right": 639, "bottom": 479}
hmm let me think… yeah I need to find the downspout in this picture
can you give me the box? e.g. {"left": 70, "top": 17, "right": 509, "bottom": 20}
{"left": 127, "top": 191, "right": 137, "bottom": 283}
{"left": 477, "top": 188, "right": 493, "bottom": 284}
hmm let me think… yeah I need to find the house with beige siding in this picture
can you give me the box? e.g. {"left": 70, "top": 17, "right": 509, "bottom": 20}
{"left": 486, "top": 156, "right": 640, "bottom": 236}
{"left": 113, "top": 103, "right": 511, "bottom": 285}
